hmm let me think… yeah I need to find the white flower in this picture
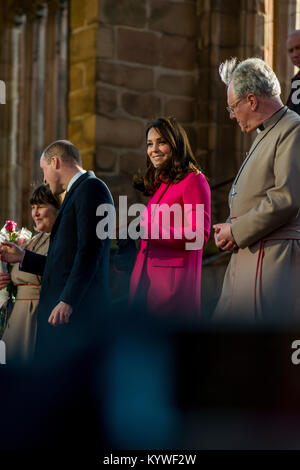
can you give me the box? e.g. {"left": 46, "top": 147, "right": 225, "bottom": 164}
{"left": 0, "top": 261, "right": 9, "bottom": 309}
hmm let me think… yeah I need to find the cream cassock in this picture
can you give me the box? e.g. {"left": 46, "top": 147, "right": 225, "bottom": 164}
{"left": 215, "top": 106, "right": 300, "bottom": 322}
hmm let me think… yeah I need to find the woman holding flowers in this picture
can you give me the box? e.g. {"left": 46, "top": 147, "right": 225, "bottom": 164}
{"left": 0, "top": 221, "right": 32, "bottom": 336}
{"left": 0, "top": 185, "right": 60, "bottom": 364}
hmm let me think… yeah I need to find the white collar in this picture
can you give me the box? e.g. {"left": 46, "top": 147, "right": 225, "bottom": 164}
{"left": 67, "top": 169, "right": 86, "bottom": 192}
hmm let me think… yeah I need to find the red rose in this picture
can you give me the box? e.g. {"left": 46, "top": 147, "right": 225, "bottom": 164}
{"left": 5, "top": 220, "right": 17, "bottom": 233}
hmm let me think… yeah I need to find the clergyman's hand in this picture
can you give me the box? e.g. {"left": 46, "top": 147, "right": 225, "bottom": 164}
{"left": 0, "top": 241, "right": 25, "bottom": 264}
{"left": 48, "top": 301, "right": 73, "bottom": 326}
{"left": 213, "top": 223, "right": 238, "bottom": 252}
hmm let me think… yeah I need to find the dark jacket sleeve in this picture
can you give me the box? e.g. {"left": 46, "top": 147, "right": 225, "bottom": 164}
{"left": 19, "top": 249, "right": 47, "bottom": 276}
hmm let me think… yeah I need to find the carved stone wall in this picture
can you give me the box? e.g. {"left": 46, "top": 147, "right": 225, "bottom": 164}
{"left": 67, "top": 0, "right": 99, "bottom": 170}
{"left": 1, "top": 0, "right": 300, "bottom": 235}
{"left": 197, "top": 0, "right": 268, "bottom": 225}
{"left": 0, "top": 0, "right": 68, "bottom": 229}
{"left": 94, "top": 0, "right": 200, "bottom": 209}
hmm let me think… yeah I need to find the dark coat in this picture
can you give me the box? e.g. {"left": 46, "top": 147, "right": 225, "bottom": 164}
{"left": 21, "top": 171, "right": 113, "bottom": 362}
{"left": 286, "top": 71, "right": 300, "bottom": 116}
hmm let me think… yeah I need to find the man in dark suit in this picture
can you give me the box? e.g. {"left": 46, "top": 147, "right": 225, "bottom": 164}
{"left": 0, "top": 140, "right": 115, "bottom": 452}
{"left": 286, "top": 30, "right": 300, "bottom": 115}
{"left": 0, "top": 140, "right": 113, "bottom": 363}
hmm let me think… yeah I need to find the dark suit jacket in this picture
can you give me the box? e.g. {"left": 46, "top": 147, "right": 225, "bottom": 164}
{"left": 21, "top": 171, "right": 113, "bottom": 361}
{"left": 287, "top": 71, "right": 300, "bottom": 115}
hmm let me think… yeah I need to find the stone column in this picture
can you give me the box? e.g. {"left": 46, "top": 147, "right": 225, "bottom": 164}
{"left": 0, "top": 0, "right": 68, "bottom": 228}
{"left": 197, "top": 0, "right": 269, "bottom": 225}
{"left": 68, "top": 0, "right": 99, "bottom": 169}
{"left": 0, "top": 17, "right": 23, "bottom": 225}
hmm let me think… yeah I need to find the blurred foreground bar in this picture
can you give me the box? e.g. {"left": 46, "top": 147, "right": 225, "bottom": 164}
{"left": 0, "top": 306, "right": 300, "bottom": 451}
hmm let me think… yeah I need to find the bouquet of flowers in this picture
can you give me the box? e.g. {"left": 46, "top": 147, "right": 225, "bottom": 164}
{"left": 0, "top": 220, "right": 32, "bottom": 337}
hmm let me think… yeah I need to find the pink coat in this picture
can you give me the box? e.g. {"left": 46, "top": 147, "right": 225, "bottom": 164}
{"left": 129, "top": 172, "right": 211, "bottom": 315}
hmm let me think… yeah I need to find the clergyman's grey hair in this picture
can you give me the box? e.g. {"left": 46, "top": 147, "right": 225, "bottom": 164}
{"left": 219, "top": 57, "right": 281, "bottom": 98}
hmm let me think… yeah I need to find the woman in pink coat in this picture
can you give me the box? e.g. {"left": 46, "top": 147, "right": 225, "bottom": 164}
{"left": 129, "top": 117, "right": 211, "bottom": 315}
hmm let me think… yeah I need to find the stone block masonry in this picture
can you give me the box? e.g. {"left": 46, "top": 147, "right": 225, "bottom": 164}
{"left": 95, "top": 0, "right": 200, "bottom": 209}
{"left": 68, "top": 0, "right": 99, "bottom": 169}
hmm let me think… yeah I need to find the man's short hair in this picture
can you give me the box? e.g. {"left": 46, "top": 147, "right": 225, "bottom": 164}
{"left": 219, "top": 57, "right": 281, "bottom": 98}
{"left": 43, "top": 140, "right": 82, "bottom": 165}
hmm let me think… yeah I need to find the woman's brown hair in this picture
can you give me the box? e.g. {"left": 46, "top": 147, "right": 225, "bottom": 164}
{"left": 133, "top": 117, "right": 201, "bottom": 196}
